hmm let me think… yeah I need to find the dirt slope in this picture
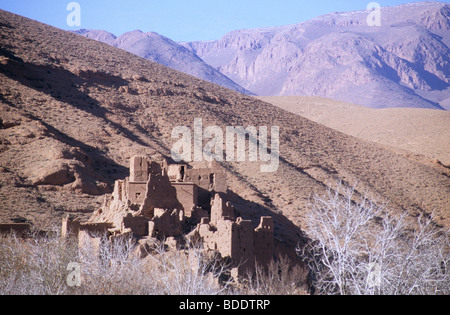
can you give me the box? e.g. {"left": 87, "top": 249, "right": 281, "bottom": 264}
{"left": 0, "top": 10, "right": 449, "bottom": 248}
{"left": 258, "top": 96, "right": 450, "bottom": 166}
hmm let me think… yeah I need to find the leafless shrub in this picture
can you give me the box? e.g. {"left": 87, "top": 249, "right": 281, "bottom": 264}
{"left": 0, "top": 229, "right": 78, "bottom": 295}
{"left": 145, "top": 239, "right": 233, "bottom": 295}
{"left": 299, "top": 184, "right": 450, "bottom": 295}
{"left": 0, "top": 232, "right": 233, "bottom": 295}
{"left": 75, "top": 234, "right": 157, "bottom": 295}
{"left": 243, "top": 256, "right": 308, "bottom": 295}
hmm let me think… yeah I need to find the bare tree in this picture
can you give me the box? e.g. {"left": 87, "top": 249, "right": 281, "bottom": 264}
{"left": 0, "top": 232, "right": 233, "bottom": 295}
{"left": 299, "top": 184, "right": 450, "bottom": 295}
{"left": 243, "top": 256, "right": 308, "bottom": 295}
{"left": 146, "top": 239, "right": 233, "bottom": 295}
{"left": 76, "top": 233, "right": 158, "bottom": 295}
{"left": 0, "top": 229, "right": 79, "bottom": 295}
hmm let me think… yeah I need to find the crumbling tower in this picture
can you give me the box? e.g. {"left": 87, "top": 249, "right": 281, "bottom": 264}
{"left": 130, "top": 156, "right": 149, "bottom": 182}
{"left": 192, "top": 193, "right": 275, "bottom": 277}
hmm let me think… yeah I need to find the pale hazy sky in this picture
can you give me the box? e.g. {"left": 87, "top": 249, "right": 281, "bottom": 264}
{"left": 0, "top": 0, "right": 447, "bottom": 41}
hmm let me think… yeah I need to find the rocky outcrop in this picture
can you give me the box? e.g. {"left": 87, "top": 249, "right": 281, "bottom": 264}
{"left": 22, "top": 145, "right": 111, "bottom": 195}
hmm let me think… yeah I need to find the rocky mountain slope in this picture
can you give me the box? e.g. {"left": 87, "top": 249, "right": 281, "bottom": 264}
{"left": 185, "top": 2, "right": 450, "bottom": 109}
{"left": 74, "top": 29, "right": 252, "bottom": 95}
{"left": 1, "top": 10, "right": 449, "bottom": 250}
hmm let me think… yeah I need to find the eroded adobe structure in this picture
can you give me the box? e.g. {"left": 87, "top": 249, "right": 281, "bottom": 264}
{"left": 62, "top": 156, "right": 274, "bottom": 277}
{"left": 190, "top": 194, "right": 274, "bottom": 277}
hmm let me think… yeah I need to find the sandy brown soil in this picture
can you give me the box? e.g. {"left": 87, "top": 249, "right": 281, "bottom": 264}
{"left": 258, "top": 96, "right": 450, "bottom": 166}
{"left": 0, "top": 10, "right": 449, "bottom": 250}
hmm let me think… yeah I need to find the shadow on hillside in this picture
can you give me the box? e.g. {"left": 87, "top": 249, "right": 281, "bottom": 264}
{"left": 226, "top": 189, "right": 309, "bottom": 261}
{"left": 0, "top": 46, "right": 149, "bottom": 148}
{"left": 219, "top": 163, "right": 309, "bottom": 256}
{"left": 369, "top": 55, "right": 450, "bottom": 92}
{"left": 0, "top": 94, "right": 128, "bottom": 186}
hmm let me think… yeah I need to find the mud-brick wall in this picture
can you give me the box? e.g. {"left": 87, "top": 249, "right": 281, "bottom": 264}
{"left": 172, "top": 182, "right": 198, "bottom": 216}
{"left": 232, "top": 218, "right": 255, "bottom": 275}
{"left": 253, "top": 217, "right": 275, "bottom": 267}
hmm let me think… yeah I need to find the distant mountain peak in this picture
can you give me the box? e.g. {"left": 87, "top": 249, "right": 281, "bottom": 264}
{"left": 74, "top": 29, "right": 254, "bottom": 95}
{"left": 187, "top": 1, "right": 449, "bottom": 109}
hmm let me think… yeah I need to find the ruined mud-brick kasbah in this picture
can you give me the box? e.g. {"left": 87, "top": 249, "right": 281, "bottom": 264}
{"left": 62, "top": 156, "right": 274, "bottom": 278}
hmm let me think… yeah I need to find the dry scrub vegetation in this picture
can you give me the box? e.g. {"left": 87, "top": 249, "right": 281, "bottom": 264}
{"left": 0, "top": 231, "right": 306, "bottom": 295}
{"left": 0, "top": 233, "right": 224, "bottom": 295}
{"left": 300, "top": 184, "right": 450, "bottom": 295}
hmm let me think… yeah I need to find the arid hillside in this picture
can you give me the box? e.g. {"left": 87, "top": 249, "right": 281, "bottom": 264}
{"left": 259, "top": 96, "right": 450, "bottom": 166}
{"left": 0, "top": 9, "right": 449, "bottom": 251}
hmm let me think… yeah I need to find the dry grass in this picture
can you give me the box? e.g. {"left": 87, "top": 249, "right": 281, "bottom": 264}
{"left": 0, "top": 232, "right": 223, "bottom": 295}
{"left": 0, "top": 230, "right": 79, "bottom": 295}
{"left": 241, "top": 256, "right": 309, "bottom": 295}
{"left": 0, "top": 231, "right": 308, "bottom": 295}
{"left": 299, "top": 183, "right": 450, "bottom": 295}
